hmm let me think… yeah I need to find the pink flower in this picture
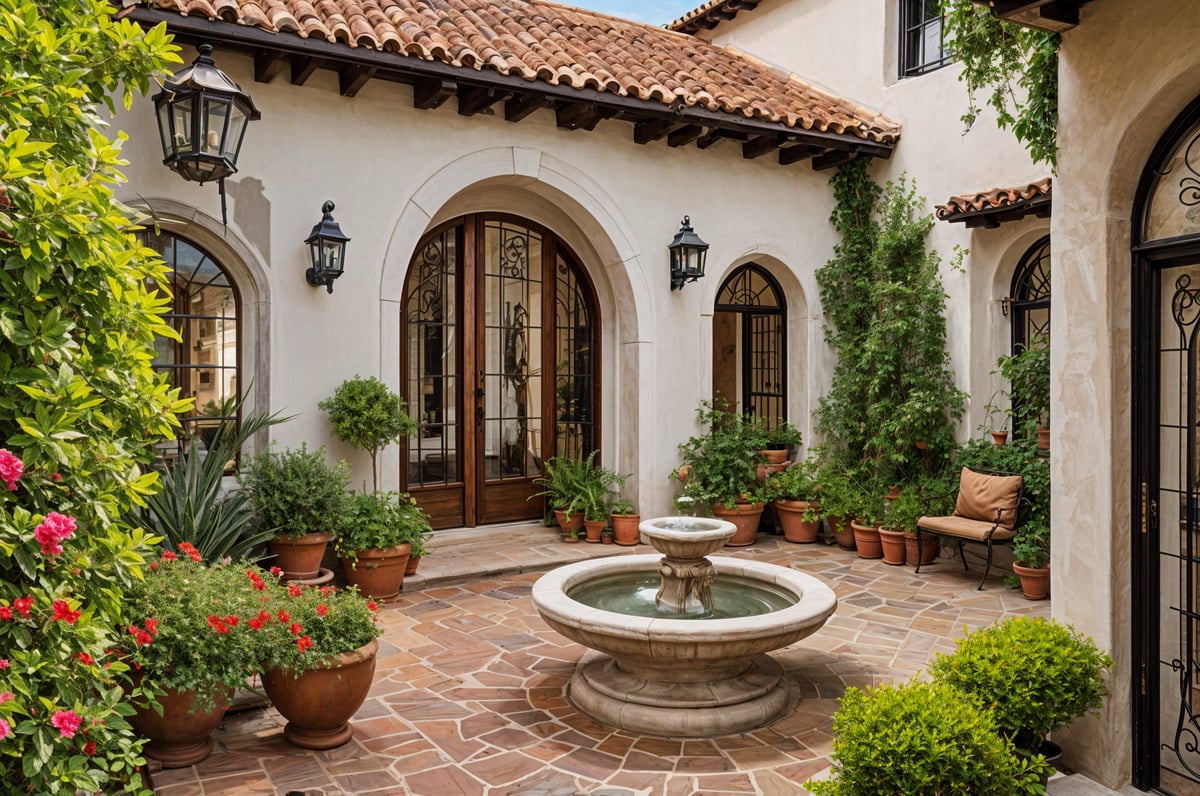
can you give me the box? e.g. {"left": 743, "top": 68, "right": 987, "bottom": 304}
{"left": 0, "top": 719, "right": 10, "bottom": 741}
{"left": 51, "top": 600, "right": 81, "bottom": 625}
{"left": 34, "top": 512, "right": 76, "bottom": 557}
{"left": 51, "top": 709, "right": 82, "bottom": 738}
{"left": 0, "top": 449, "right": 23, "bottom": 491}
{"left": 0, "top": 691, "right": 13, "bottom": 704}
{"left": 0, "top": 660, "right": 8, "bottom": 669}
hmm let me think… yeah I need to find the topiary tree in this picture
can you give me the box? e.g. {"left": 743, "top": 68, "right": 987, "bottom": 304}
{"left": 0, "top": 0, "right": 184, "bottom": 791}
{"left": 319, "top": 376, "right": 416, "bottom": 492}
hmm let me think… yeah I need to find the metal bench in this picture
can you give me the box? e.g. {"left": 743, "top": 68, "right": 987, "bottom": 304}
{"left": 915, "top": 466, "right": 1024, "bottom": 590}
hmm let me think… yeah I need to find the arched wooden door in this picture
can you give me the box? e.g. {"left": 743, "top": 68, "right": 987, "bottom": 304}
{"left": 401, "top": 215, "right": 599, "bottom": 528}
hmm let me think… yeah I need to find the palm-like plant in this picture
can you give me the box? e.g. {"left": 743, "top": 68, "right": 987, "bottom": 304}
{"left": 138, "top": 408, "right": 288, "bottom": 562}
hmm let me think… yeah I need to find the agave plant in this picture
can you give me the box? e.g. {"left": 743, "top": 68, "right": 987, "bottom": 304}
{"left": 138, "top": 407, "right": 289, "bottom": 562}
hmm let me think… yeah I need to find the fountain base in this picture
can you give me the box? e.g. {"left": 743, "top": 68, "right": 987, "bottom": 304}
{"left": 569, "top": 651, "right": 790, "bottom": 737}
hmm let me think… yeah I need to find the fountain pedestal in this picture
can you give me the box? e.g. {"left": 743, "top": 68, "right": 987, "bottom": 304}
{"left": 532, "top": 517, "right": 837, "bottom": 738}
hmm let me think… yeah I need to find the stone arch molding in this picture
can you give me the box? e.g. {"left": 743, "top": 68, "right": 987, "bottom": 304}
{"left": 378, "top": 146, "right": 649, "bottom": 343}
{"left": 128, "top": 197, "right": 272, "bottom": 424}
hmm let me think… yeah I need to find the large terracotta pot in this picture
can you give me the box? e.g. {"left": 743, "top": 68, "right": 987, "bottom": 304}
{"left": 610, "top": 513, "right": 641, "bottom": 546}
{"left": 1036, "top": 425, "right": 1051, "bottom": 451}
{"left": 711, "top": 502, "right": 764, "bottom": 547}
{"left": 268, "top": 532, "right": 333, "bottom": 581}
{"left": 850, "top": 520, "right": 882, "bottom": 559}
{"left": 129, "top": 684, "right": 229, "bottom": 768}
{"left": 404, "top": 555, "right": 422, "bottom": 576}
{"left": 262, "top": 638, "right": 379, "bottom": 749}
{"left": 904, "top": 532, "right": 938, "bottom": 566}
{"left": 341, "top": 543, "right": 411, "bottom": 602}
{"left": 554, "top": 510, "right": 584, "bottom": 541}
{"left": 774, "top": 499, "right": 821, "bottom": 543}
{"left": 1012, "top": 562, "right": 1050, "bottom": 600}
{"left": 878, "top": 527, "right": 907, "bottom": 566}
{"left": 828, "top": 515, "right": 856, "bottom": 551}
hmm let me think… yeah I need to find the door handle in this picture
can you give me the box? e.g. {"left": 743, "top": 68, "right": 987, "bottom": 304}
{"left": 475, "top": 405, "right": 484, "bottom": 432}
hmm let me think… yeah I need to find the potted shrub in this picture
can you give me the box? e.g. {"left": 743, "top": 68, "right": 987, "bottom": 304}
{"left": 883, "top": 476, "right": 948, "bottom": 567}
{"left": 804, "top": 680, "right": 1049, "bottom": 795}
{"left": 1011, "top": 520, "right": 1050, "bottom": 600}
{"left": 675, "top": 398, "right": 768, "bottom": 546}
{"left": 997, "top": 335, "right": 1050, "bottom": 448}
{"left": 119, "top": 547, "right": 271, "bottom": 767}
{"left": 767, "top": 456, "right": 822, "bottom": 543}
{"left": 813, "top": 457, "right": 861, "bottom": 551}
{"left": 258, "top": 580, "right": 382, "bottom": 750}
{"left": 531, "top": 453, "right": 592, "bottom": 539}
{"left": 608, "top": 496, "right": 641, "bottom": 546}
{"left": 930, "top": 616, "right": 1114, "bottom": 761}
{"left": 319, "top": 375, "right": 417, "bottom": 492}
{"left": 337, "top": 491, "right": 432, "bottom": 600}
{"left": 240, "top": 443, "right": 351, "bottom": 580}
{"left": 757, "top": 418, "right": 802, "bottom": 475}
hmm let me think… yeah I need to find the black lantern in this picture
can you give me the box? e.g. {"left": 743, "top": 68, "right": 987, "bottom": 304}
{"left": 668, "top": 216, "right": 709, "bottom": 291}
{"left": 153, "top": 44, "right": 261, "bottom": 185}
{"left": 305, "top": 201, "right": 350, "bottom": 294}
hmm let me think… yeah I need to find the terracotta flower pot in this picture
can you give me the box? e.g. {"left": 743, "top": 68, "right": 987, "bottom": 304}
{"left": 554, "top": 510, "right": 584, "bottom": 541}
{"left": 904, "top": 532, "right": 938, "bottom": 566}
{"left": 1036, "top": 425, "right": 1051, "bottom": 451}
{"left": 774, "top": 499, "right": 821, "bottom": 543}
{"left": 878, "top": 527, "right": 907, "bottom": 566}
{"left": 1013, "top": 562, "right": 1050, "bottom": 600}
{"left": 610, "top": 513, "right": 641, "bottom": 546}
{"left": 341, "top": 543, "right": 411, "bottom": 602}
{"left": 761, "top": 449, "right": 789, "bottom": 465}
{"left": 712, "top": 502, "right": 764, "bottom": 546}
{"left": 991, "top": 431, "right": 1009, "bottom": 446}
{"left": 262, "top": 638, "right": 378, "bottom": 749}
{"left": 825, "top": 515, "right": 855, "bottom": 551}
{"left": 583, "top": 519, "right": 605, "bottom": 543}
{"left": 268, "top": 532, "right": 333, "bottom": 581}
{"left": 404, "top": 555, "right": 422, "bottom": 576}
{"left": 851, "top": 520, "right": 882, "bottom": 559}
{"left": 129, "top": 684, "right": 229, "bottom": 768}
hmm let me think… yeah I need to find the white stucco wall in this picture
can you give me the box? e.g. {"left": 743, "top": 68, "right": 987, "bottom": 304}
{"left": 114, "top": 45, "right": 842, "bottom": 517}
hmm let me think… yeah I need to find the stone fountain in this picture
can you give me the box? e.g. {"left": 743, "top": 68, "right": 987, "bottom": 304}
{"left": 532, "top": 516, "right": 837, "bottom": 737}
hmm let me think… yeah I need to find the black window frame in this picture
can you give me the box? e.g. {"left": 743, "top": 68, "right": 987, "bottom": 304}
{"left": 900, "top": 0, "right": 952, "bottom": 78}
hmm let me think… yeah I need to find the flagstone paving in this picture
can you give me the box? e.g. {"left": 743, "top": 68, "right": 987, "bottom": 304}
{"left": 149, "top": 528, "right": 1050, "bottom": 795}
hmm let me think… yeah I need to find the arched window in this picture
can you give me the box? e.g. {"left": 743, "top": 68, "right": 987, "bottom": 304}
{"left": 713, "top": 264, "right": 787, "bottom": 423}
{"left": 1010, "top": 236, "right": 1051, "bottom": 352}
{"left": 139, "top": 230, "right": 240, "bottom": 458}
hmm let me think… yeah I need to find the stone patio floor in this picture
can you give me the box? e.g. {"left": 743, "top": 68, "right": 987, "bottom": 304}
{"left": 147, "top": 524, "right": 1104, "bottom": 795}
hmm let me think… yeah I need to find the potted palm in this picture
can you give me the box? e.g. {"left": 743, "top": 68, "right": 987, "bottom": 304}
{"left": 258, "top": 580, "right": 382, "bottom": 749}
{"left": 239, "top": 443, "right": 351, "bottom": 580}
{"left": 767, "top": 456, "right": 822, "bottom": 543}
{"left": 337, "top": 491, "right": 432, "bottom": 600}
{"left": 119, "top": 547, "right": 271, "bottom": 767}
{"left": 675, "top": 398, "right": 768, "bottom": 546}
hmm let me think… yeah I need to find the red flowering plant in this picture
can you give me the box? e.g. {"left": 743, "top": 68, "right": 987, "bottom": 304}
{"left": 115, "top": 548, "right": 275, "bottom": 710}
{"left": 257, "top": 579, "right": 381, "bottom": 677}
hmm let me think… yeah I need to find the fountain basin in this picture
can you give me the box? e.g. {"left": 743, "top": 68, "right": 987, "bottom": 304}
{"left": 532, "top": 554, "right": 837, "bottom": 736}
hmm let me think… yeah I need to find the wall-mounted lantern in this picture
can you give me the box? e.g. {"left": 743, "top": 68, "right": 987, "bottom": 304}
{"left": 305, "top": 201, "right": 350, "bottom": 294}
{"left": 669, "top": 216, "right": 709, "bottom": 291}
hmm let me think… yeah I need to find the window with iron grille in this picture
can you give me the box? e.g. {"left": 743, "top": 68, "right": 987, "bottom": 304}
{"left": 900, "top": 0, "right": 951, "bottom": 77}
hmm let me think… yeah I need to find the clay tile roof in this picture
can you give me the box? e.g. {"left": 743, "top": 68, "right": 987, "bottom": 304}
{"left": 667, "top": 0, "right": 760, "bottom": 35}
{"left": 935, "top": 178, "right": 1052, "bottom": 227}
{"left": 137, "top": 0, "right": 900, "bottom": 145}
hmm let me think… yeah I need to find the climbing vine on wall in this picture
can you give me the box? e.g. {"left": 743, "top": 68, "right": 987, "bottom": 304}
{"left": 941, "top": 0, "right": 1059, "bottom": 167}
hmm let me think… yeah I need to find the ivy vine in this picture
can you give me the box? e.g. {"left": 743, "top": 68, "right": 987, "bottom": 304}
{"left": 941, "top": 0, "right": 1059, "bottom": 167}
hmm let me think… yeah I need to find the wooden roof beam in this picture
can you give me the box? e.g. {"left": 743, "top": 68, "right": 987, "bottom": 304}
{"left": 414, "top": 77, "right": 457, "bottom": 110}
{"left": 505, "top": 93, "right": 547, "bottom": 122}
{"left": 668, "top": 124, "right": 703, "bottom": 148}
{"left": 458, "top": 86, "right": 510, "bottom": 116}
{"left": 696, "top": 128, "right": 725, "bottom": 150}
{"left": 779, "top": 144, "right": 821, "bottom": 165}
{"left": 339, "top": 64, "right": 375, "bottom": 97}
{"left": 254, "top": 50, "right": 287, "bottom": 83}
{"left": 290, "top": 55, "right": 324, "bottom": 86}
{"left": 742, "top": 135, "right": 781, "bottom": 159}
{"left": 634, "top": 118, "right": 674, "bottom": 144}
{"left": 812, "top": 148, "right": 859, "bottom": 171}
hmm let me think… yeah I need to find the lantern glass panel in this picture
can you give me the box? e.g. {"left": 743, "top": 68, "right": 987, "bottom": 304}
{"left": 156, "top": 101, "right": 173, "bottom": 158}
{"left": 222, "top": 104, "right": 247, "bottom": 161}
{"left": 308, "top": 241, "right": 322, "bottom": 272}
{"left": 201, "top": 96, "right": 232, "bottom": 155}
{"left": 171, "top": 102, "right": 195, "bottom": 154}
{"left": 323, "top": 240, "right": 344, "bottom": 277}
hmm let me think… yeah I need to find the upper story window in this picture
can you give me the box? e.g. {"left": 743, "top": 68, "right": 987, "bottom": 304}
{"left": 139, "top": 230, "right": 240, "bottom": 459}
{"left": 900, "top": 0, "right": 951, "bottom": 78}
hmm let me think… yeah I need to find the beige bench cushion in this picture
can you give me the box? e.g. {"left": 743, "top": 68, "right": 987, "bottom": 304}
{"left": 917, "top": 514, "right": 1017, "bottom": 542}
{"left": 953, "top": 467, "right": 1022, "bottom": 530}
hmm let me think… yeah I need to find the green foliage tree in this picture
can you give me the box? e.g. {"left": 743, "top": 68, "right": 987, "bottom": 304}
{"left": 941, "top": 0, "right": 1060, "bottom": 166}
{"left": 816, "top": 162, "right": 966, "bottom": 492}
{"left": 319, "top": 376, "right": 416, "bottom": 492}
{"left": 0, "top": 0, "right": 184, "bottom": 790}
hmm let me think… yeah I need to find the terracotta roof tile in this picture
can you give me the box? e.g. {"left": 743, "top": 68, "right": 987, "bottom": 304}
{"left": 668, "top": 0, "right": 760, "bottom": 34}
{"left": 140, "top": 0, "right": 900, "bottom": 144}
{"left": 935, "top": 178, "right": 1052, "bottom": 223}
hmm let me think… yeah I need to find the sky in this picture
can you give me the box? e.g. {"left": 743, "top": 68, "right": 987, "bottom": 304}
{"left": 574, "top": 0, "right": 701, "bottom": 25}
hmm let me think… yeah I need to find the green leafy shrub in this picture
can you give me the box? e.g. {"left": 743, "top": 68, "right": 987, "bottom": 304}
{"left": 531, "top": 451, "right": 621, "bottom": 522}
{"left": 258, "top": 581, "right": 381, "bottom": 675}
{"left": 319, "top": 376, "right": 416, "bottom": 492}
{"left": 674, "top": 398, "right": 768, "bottom": 509}
{"left": 0, "top": 0, "right": 184, "bottom": 789}
{"left": 996, "top": 335, "right": 1050, "bottom": 432}
{"left": 337, "top": 491, "right": 432, "bottom": 563}
{"left": 767, "top": 456, "right": 820, "bottom": 502}
{"left": 239, "top": 444, "right": 351, "bottom": 540}
{"left": 930, "top": 616, "right": 1114, "bottom": 749}
{"left": 955, "top": 435, "right": 1051, "bottom": 569}
{"left": 805, "top": 680, "right": 1048, "bottom": 795}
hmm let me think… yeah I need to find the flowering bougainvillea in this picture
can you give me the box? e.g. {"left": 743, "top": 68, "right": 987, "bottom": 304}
{"left": 0, "top": 0, "right": 186, "bottom": 789}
